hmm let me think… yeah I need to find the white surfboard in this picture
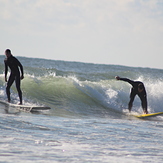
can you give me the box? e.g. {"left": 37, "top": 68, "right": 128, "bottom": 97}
{"left": 0, "top": 100, "right": 51, "bottom": 112}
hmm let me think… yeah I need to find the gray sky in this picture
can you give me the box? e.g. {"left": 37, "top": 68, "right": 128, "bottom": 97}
{"left": 1, "top": 0, "right": 163, "bottom": 69}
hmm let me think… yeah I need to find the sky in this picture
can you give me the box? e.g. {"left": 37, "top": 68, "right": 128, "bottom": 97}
{"left": 0, "top": 0, "right": 163, "bottom": 69}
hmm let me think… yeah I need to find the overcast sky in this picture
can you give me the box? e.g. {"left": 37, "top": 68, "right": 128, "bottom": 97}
{"left": 0, "top": 0, "right": 163, "bottom": 69}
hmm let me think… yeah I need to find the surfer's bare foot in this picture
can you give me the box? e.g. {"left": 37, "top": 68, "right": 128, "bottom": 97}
{"left": 18, "top": 102, "right": 22, "bottom": 105}
{"left": 144, "top": 111, "right": 148, "bottom": 114}
{"left": 8, "top": 100, "right": 10, "bottom": 103}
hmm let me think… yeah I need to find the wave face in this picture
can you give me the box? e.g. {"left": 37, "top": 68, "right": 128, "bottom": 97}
{"left": 1, "top": 56, "right": 163, "bottom": 117}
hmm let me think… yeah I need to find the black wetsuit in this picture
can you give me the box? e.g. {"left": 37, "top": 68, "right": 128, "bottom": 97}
{"left": 4, "top": 55, "right": 24, "bottom": 103}
{"left": 119, "top": 78, "right": 147, "bottom": 113}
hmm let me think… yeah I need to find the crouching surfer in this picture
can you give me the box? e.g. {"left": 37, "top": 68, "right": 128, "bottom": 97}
{"left": 115, "top": 76, "right": 148, "bottom": 114}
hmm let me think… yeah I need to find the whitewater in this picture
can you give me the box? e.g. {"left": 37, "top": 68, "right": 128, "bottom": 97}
{"left": 0, "top": 55, "right": 163, "bottom": 163}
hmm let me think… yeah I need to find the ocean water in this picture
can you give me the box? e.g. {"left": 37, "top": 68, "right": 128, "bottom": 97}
{"left": 0, "top": 56, "right": 163, "bottom": 163}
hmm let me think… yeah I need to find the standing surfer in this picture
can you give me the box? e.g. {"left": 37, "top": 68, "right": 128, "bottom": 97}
{"left": 115, "top": 76, "right": 148, "bottom": 114}
{"left": 4, "top": 49, "right": 24, "bottom": 105}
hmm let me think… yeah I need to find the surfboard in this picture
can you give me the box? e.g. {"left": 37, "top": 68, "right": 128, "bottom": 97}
{"left": 133, "top": 112, "right": 163, "bottom": 118}
{"left": 0, "top": 100, "right": 51, "bottom": 112}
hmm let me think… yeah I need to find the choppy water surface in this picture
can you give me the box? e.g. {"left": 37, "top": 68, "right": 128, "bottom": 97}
{"left": 0, "top": 56, "right": 163, "bottom": 162}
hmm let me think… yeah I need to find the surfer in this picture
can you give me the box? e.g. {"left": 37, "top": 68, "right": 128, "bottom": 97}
{"left": 4, "top": 49, "right": 24, "bottom": 105}
{"left": 115, "top": 76, "right": 148, "bottom": 114}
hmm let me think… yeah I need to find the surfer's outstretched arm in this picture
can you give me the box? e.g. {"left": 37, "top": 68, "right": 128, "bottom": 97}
{"left": 115, "top": 76, "right": 134, "bottom": 87}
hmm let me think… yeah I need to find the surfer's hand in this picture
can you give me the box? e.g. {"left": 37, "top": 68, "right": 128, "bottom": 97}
{"left": 21, "top": 75, "right": 24, "bottom": 80}
{"left": 115, "top": 76, "right": 120, "bottom": 80}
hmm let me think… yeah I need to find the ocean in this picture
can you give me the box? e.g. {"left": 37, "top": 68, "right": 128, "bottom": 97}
{"left": 0, "top": 56, "right": 163, "bottom": 163}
